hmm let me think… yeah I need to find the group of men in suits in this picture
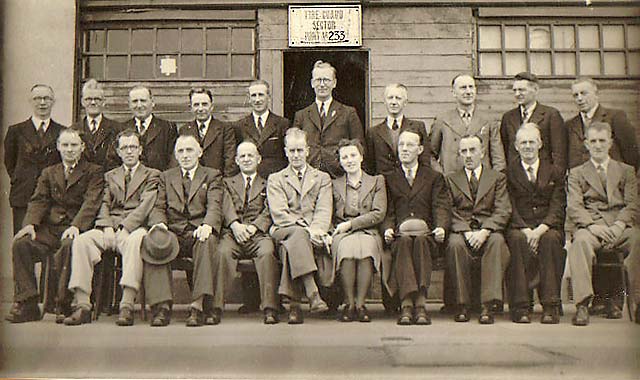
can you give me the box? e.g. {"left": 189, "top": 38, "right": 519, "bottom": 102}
{"left": 4, "top": 64, "right": 640, "bottom": 327}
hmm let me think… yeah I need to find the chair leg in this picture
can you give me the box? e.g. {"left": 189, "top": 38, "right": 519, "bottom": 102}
{"left": 92, "top": 261, "right": 105, "bottom": 321}
{"left": 139, "top": 276, "right": 147, "bottom": 321}
{"left": 622, "top": 267, "right": 633, "bottom": 321}
{"left": 40, "top": 256, "right": 52, "bottom": 319}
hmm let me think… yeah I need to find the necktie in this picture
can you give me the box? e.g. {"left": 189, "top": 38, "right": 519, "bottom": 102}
{"left": 522, "top": 109, "right": 529, "bottom": 122}
{"left": 64, "top": 166, "right": 72, "bottom": 181}
{"left": 90, "top": 119, "right": 97, "bottom": 134}
{"left": 256, "top": 117, "right": 263, "bottom": 133}
{"left": 581, "top": 113, "right": 592, "bottom": 136}
{"left": 319, "top": 102, "right": 326, "bottom": 126}
{"left": 183, "top": 171, "right": 192, "bottom": 200}
{"left": 406, "top": 168, "right": 414, "bottom": 187}
{"left": 526, "top": 166, "right": 536, "bottom": 184}
{"left": 391, "top": 118, "right": 399, "bottom": 130}
{"left": 198, "top": 122, "right": 206, "bottom": 140}
{"left": 597, "top": 164, "right": 607, "bottom": 191}
{"left": 38, "top": 121, "right": 46, "bottom": 139}
{"left": 462, "top": 112, "right": 471, "bottom": 126}
{"left": 297, "top": 170, "right": 303, "bottom": 184}
{"left": 124, "top": 167, "right": 131, "bottom": 192}
{"left": 469, "top": 170, "right": 479, "bottom": 198}
{"left": 138, "top": 120, "right": 146, "bottom": 135}
{"left": 243, "top": 177, "right": 252, "bottom": 211}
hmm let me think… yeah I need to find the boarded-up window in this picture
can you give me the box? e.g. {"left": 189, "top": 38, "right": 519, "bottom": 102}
{"left": 477, "top": 20, "right": 639, "bottom": 77}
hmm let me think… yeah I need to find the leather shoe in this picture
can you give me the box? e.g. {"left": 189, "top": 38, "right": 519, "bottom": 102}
{"left": 205, "top": 308, "right": 222, "bottom": 325}
{"left": 357, "top": 306, "right": 371, "bottom": 323}
{"left": 588, "top": 303, "right": 608, "bottom": 316}
{"left": 116, "top": 306, "right": 134, "bottom": 326}
{"left": 572, "top": 305, "right": 589, "bottom": 326}
{"left": 606, "top": 303, "right": 622, "bottom": 319}
{"left": 5, "top": 301, "right": 41, "bottom": 323}
{"left": 186, "top": 308, "right": 204, "bottom": 327}
{"left": 414, "top": 307, "right": 431, "bottom": 325}
{"left": 150, "top": 307, "right": 171, "bottom": 327}
{"left": 288, "top": 305, "right": 304, "bottom": 325}
{"left": 63, "top": 307, "right": 91, "bottom": 326}
{"left": 479, "top": 305, "right": 494, "bottom": 325}
{"left": 540, "top": 305, "right": 560, "bottom": 324}
{"left": 454, "top": 305, "right": 470, "bottom": 322}
{"left": 263, "top": 308, "right": 278, "bottom": 325}
{"left": 55, "top": 303, "right": 72, "bottom": 324}
{"left": 512, "top": 308, "right": 531, "bottom": 324}
{"left": 238, "top": 304, "right": 259, "bottom": 314}
{"left": 340, "top": 305, "right": 356, "bottom": 322}
{"left": 309, "top": 292, "right": 329, "bottom": 313}
{"left": 397, "top": 306, "right": 413, "bottom": 326}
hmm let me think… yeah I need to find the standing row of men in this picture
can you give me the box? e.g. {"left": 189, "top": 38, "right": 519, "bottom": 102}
{"left": 4, "top": 60, "right": 640, "bottom": 326}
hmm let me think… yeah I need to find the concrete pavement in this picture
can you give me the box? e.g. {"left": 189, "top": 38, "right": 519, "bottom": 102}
{"left": 1, "top": 303, "right": 638, "bottom": 379}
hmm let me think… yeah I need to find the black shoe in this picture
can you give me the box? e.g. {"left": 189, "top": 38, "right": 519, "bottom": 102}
{"left": 479, "top": 305, "right": 494, "bottom": 325}
{"left": 288, "top": 305, "right": 304, "bottom": 325}
{"left": 414, "top": 307, "right": 432, "bottom": 325}
{"left": 263, "top": 308, "right": 278, "bottom": 325}
{"left": 588, "top": 303, "right": 608, "bottom": 316}
{"left": 186, "top": 308, "right": 204, "bottom": 327}
{"left": 511, "top": 308, "right": 531, "bottom": 324}
{"left": 340, "top": 305, "right": 356, "bottom": 322}
{"left": 357, "top": 306, "right": 371, "bottom": 323}
{"left": 541, "top": 305, "right": 560, "bottom": 324}
{"left": 440, "top": 304, "right": 456, "bottom": 315}
{"left": 63, "top": 307, "right": 91, "bottom": 326}
{"left": 397, "top": 306, "right": 413, "bottom": 326}
{"left": 238, "top": 304, "right": 259, "bottom": 314}
{"left": 115, "top": 306, "right": 134, "bottom": 326}
{"left": 572, "top": 305, "right": 589, "bottom": 326}
{"left": 205, "top": 308, "right": 222, "bottom": 325}
{"left": 150, "top": 306, "right": 171, "bottom": 327}
{"left": 606, "top": 303, "right": 623, "bottom": 319}
{"left": 5, "top": 301, "right": 41, "bottom": 323}
{"left": 454, "top": 305, "right": 470, "bottom": 322}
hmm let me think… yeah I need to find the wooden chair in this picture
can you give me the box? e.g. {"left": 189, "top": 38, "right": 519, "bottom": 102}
{"left": 596, "top": 247, "right": 632, "bottom": 321}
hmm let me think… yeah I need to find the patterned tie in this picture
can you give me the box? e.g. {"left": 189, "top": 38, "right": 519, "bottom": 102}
{"left": 90, "top": 119, "right": 97, "bottom": 134}
{"left": 469, "top": 170, "right": 479, "bottom": 198}
{"left": 138, "top": 120, "right": 147, "bottom": 136}
{"left": 526, "top": 166, "right": 536, "bottom": 184}
{"left": 256, "top": 117, "right": 263, "bottom": 134}
{"left": 124, "top": 167, "right": 131, "bottom": 192}
{"left": 64, "top": 166, "right": 72, "bottom": 181}
{"left": 391, "top": 118, "right": 399, "bottom": 130}
{"left": 406, "top": 168, "right": 414, "bottom": 187}
{"left": 597, "top": 164, "right": 607, "bottom": 192}
{"left": 38, "top": 121, "right": 46, "bottom": 139}
{"left": 243, "top": 176, "right": 252, "bottom": 211}
{"left": 198, "top": 122, "right": 207, "bottom": 140}
{"left": 319, "top": 102, "right": 326, "bottom": 127}
{"left": 522, "top": 108, "right": 529, "bottom": 123}
{"left": 183, "top": 170, "right": 192, "bottom": 200}
{"left": 297, "top": 170, "right": 303, "bottom": 184}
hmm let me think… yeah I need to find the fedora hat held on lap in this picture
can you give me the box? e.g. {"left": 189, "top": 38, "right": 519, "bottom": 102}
{"left": 141, "top": 225, "right": 180, "bottom": 265}
{"left": 398, "top": 218, "right": 430, "bottom": 237}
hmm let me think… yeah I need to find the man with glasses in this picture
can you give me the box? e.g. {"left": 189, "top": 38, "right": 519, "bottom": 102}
{"left": 64, "top": 130, "right": 160, "bottom": 326}
{"left": 4, "top": 84, "right": 65, "bottom": 236}
{"left": 180, "top": 88, "right": 237, "bottom": 177}
{"left": 292, "top": 60, "right": 364, "bottom": 179}
{"left": 123, "top": 85, "right": 178, "bottom": 171}
{"left": 70, "top": 79, "right": 122, "bottom": 172}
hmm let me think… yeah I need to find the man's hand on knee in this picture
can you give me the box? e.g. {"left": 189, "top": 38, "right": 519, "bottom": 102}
{"left": 14, "top": 224, "right": 36, "bottom": 241}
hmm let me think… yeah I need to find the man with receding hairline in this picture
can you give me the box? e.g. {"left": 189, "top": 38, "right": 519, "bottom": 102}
{"left": 4, "top": 84, "right": 65, "bottom": 235}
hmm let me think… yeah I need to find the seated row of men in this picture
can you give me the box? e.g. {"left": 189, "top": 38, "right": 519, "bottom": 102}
{"left": 6, "top": 119, "right": 640, "bottom": 327}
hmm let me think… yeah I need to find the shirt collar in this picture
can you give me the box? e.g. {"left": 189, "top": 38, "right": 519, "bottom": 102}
{"left": 465, "top": 165, "right": 482, "bottom": 181}
{"left": 181, "top": 165, "right": 198, "bottom": 179}
{"left": 401, "top": 162, "right": 419, "bottom": 177}
{"left": 386, "top": 115, "right": 404, "bottom": 129}
{"left": 520, "top": 158, "right": 540, "bottom": 174}
{"left": 124, "top": 162, "right": 141, "bottom": 177}
{"left": 243, "top": 172, "right": 257, "bottom": 185}
{"left": 87, "top": 114, "right": 103, "bottom": 127}
{"left": 591, "top": 156, "right": 610, "bottom": 171}
{"left": 63, "top": 161, "right": 78, "bottom": 171}
{"left": 136, "top": 114, "right": 153, "bottom": 128}
{"left": 31, "top": 116, "right": 50, "bottom": 131}
{"left": 521, "top": 101, "right": 537, "bottom": 117}
{"left": 253, "top": 110, "right": 270, "bottom": 126}
{"left": 316, "top": 98, "right": 333, "bottom": 114}
{"left": 457, "top": 106, "right": 475, "bottom": 118}
{"left": 292, "top": 165, "right": 307, "bottom": 178}
{"left": 581, "top": 103, "right": 599, "bottom": 120}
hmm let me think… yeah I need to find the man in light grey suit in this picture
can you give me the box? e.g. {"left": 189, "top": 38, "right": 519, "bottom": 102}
{"left": 267, "top": 127, "right": 333, "bottom": 324}
{"left": 566, "top": 122, "right": 640, "bottom": 326}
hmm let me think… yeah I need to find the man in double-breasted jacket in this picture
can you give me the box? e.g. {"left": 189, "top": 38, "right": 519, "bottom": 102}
{"left": 566, "top": 122, "right": 640, "bottom": 326}
{"left": 5, "top": 128, "right": 103, "bottom": 324}
{"left": 445, "top": 134, "right": 511, "bottom": 324}
{"left": 123, "top": 85, "right": 178, "bottom": 172}
{"left": 500, "top": 72, "right": 567, "bottom": 172}
{"left": 180, "top": 88, "right": 237, "bottom": 177}
{"left": 430, "top": 74, "right": 506, "bottom": 176}
{"left": 65, "top": 130, "right": 160, "bottom": 326}
{"left": 292, "top": 60, "right": 364, "bottom": 178}
{"left": 144, "top": 134, "right": 224, "bottom": 327}
{"left": 4, "top": 84, "right": 65, "bottom": 234}
{"left": 505, "top": 123, "right": 566, "bottom": 324}
{"left": 366, "top": 83, "right": 431, "bottom": 176}
{"left": 382, "top": 128, "right": 451, "bottom": 326}
{"left": 217, "top": 141, "right": 279, "bottom": 324}
{"left": 267, "top": 127, "right": 333, "bottom": 324}
{"left": 70, "top": 79, "right": 122, "bottom": 172}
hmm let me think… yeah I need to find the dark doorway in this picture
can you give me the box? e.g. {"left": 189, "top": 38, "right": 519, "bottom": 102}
{"left": 283, "top": 49, "right": 369, "bottom": 130}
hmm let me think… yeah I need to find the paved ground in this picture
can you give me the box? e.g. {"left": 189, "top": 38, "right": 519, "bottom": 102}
{"left": 1, "top": 303, "right": 638, "bottom": 380}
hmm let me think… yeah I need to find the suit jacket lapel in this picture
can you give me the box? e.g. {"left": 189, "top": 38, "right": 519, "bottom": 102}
{"left": 475, "top": 168, "right": 495, "bottom": 206}
{"left": 65, "top": 160, "right": 86, "bottom": 190}
{"left": 323, "top": 101, "right": 339, "bottom": 130}
{"left": 467, "top": 113, "right": 488, "bottom": 137}
{"left": 606, "top": 160, "right": 622, "bottom": 204}
{"left": 92, "top": 118, "right": 109, "bottom": 148}
{"left": 583, "top": 161, "right": 607, "bottom": 198}
{"left": 170, "top": 169, "right": 186, "bottom": 204}
{"left": 442, "top": 111, "right": 468, "bottom": 138}
{"left": 113, "top": 166, "right": 126, "bottom": 198}
{"left": 143, "top": 118, "right": 161, "bottom": 145}
{"left": 202, "top": 121, "right": 221, "bottom": 150}
{"left": 243, "top": 116, "right": 261, "bottom": 143}
{"left": 536, "top": 161, "right": 552, "bottom": 190}
{"left": 530, "top": 106, "right": 546, "bottom": 126}
{"left": 301, "top": 167, "right": 317, "bottom": 196}
{"left": 187, "top": 166, "right": 206, "bottom": 203}
{"left": 374, "top": 122, "right": 395, "bottom": 153}
{"left": 285, "top": 166, "right": 302, "bottom": 194}
{"left": 53, "top": 164, "right": 66, "bottom": 193}
{"left": 21, "top": 120, "right": 40, "bottom": 147}
{"left": 258, "top": 114, "right": 277, "bottom": 145}
{"left": 358, "top": 173, "right": 376, "bottom": 206}
{"left": 512, "top": 162, "right": 535, "bottom": 191}
{"left": 307, "top": 104, "right": 322, "bottom": 130}
{"left": 409, "top": 166, "right": 428, "bottom": 198}
{"left": 451, "top": 170, "right": 473, "bottom": 201}
{"left": 126, "top": 165, "right": 146, "bottom": 200}
{"left": 250, "top": 175, "right": 266, "bottom": 201}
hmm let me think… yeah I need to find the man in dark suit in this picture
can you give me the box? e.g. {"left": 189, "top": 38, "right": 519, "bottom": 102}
{"left": 565, "top": 77, "right": 639, "bottom": 318}
{"left": 144, "top": 134, "right": 224, "bottom": 327}
{"left": 566, "top": 122, "right": 640, "bottom": 326}
{"left": 366, "top": 83, "right": 431, "bottom": 176}
{"left": 180, "top": 88, "right": 237, "bottom": 177}
{"left": 505, "top": 123, "right": 566, "bottom": 324}
{"left": 292, "top": 60, "right": 364, "bottom": 178}
{"left": 445, "top": 135, "right": 512, "bottom": 324}
{"left": 65, "top": 130, "right": 160, "bottom": 326}
{"left": 4, "top": 84, "right": 65, "bottom": 234}
{"left": 217, "top": 141, "right": 279, "bottom": 324}
{"left": 70, "top": 79, "right": 122, "bottom": 172}
{"left": 5, "top": 128, "right": 103, "bottom": 323}
{"left": 500, "top": 72, "right": 567, "bottom": 172}
{"left": 382, "top": 129, "right": 451, "bottom": 325}
{"left": 233, "top": 80, "right": 289, "bottom": 178}
{"left": 123, "top": 85, "right": 178, "bottom": 172}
